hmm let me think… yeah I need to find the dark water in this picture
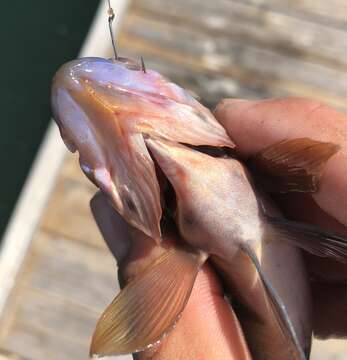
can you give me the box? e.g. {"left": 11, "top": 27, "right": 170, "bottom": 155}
{"left": 0, "top": 1, "right": 100, "bottom": 238}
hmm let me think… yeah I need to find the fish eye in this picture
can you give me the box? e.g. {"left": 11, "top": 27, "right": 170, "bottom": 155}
{"left": 124, "top": 196, "right": 137, "bottom": 213}
{"left": 181, "top": 212, "right": 196, "bottom": 228}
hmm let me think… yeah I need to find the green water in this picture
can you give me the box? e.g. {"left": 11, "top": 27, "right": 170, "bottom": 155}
{"left": 0, "top": 1, "right": 100, "bottom": 237}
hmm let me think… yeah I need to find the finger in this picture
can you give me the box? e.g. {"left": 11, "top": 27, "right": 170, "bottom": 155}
{"left": 215, "top": 97, "right": 347, "bottom": 228}
{"left": 90, "top": 191, "right": 158, "bottom": 286}
{"left": 136, "top": 265, "right": 250, "bottom": 360}
{"left": 90, "top": 191, "right": 131, "bottom": 263}
{"left": 90, "top": 193, "right": 250, "bottom": 360}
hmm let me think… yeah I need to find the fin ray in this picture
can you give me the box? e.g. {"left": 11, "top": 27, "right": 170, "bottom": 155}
{"left": 267, "top": 216, "right": 347, "bottom": 263}
{"left": 250, "top": 138, "right": 339, "bottom": 193}
{"left": 90, "top": 246, "right": 206, "bottom": 356}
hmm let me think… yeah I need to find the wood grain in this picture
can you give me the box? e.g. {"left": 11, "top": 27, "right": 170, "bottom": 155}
{"left": 0, "top": 231, "right": 121, "bottom": 360}
{"left": 237, "top": 0, "right": 347, "bottom": 25}
{"left": 40, "top": 177, "right": 103, "bottom": 249}
{"left": 133, "top": 0, "right": 347, "bottom": 69}
{"left": 60, "top": 153, "right": 88, "bottom": 184}
{"left": 24, "top": 231, "right": 118, "bottom": 311}
{"left": 119, "top": 33, "right": 347, "bottom": 109}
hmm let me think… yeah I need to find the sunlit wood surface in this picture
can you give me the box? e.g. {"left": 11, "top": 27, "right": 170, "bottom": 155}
{"left": 1, "top": 0, "right": 347, "bottom": 359}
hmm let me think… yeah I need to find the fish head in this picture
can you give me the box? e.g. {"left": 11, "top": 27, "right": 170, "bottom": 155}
{"left": 51, "top": 57, "right": 234, "bottom": 241}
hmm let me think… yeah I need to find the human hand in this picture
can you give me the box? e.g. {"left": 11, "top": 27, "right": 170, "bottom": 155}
{"left": 215, "top": 97, "right": 347, "bottom": 339}
{"left": 90, "top": 97, "right": 347, "bottom": 359}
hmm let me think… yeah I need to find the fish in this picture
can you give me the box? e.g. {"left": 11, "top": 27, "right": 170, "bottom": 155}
{"left": 51, "top": 56, "right": 347, "bottom": 359}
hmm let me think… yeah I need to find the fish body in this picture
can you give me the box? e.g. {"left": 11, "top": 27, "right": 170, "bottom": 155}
{"left": 146, "top": 138, "right": 312, "bottom": 359}
{"left": 51, "top": 57, "right": 346, "bottom": 359}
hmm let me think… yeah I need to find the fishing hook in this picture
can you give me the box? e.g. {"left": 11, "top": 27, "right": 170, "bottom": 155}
{"left": 140, "top": 56, "right": 147, "bottom": 73}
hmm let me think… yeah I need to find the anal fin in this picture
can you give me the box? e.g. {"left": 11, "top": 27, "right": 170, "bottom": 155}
{"left": 250, "top": 138, "right": 339, "bottom": 193}
{"left": 241, "top": 244, "right": 307, "bottom": 360}
{"left": 90, "top": 246, "right": 207, "bottom": 357}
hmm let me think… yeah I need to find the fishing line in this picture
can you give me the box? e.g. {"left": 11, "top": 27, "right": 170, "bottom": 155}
{"left": 107, "top": 0, "right": 118, "bottom": 60}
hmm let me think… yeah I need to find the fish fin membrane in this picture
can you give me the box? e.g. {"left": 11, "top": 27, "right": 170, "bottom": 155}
{"left": 267, "top": 216, "right": 347, "bottom": 263}
{"left": 250, "top": 138, "right": 339, "bottom": 193}
{"left": 241, "top": 244, "right": 307, "bottom": 360}
{"left": 89, "top": 247, "right": 205, "bottom": 357}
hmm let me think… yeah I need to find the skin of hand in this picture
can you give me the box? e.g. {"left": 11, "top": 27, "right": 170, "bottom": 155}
{"left": 91, "top": 97, "right": 347, "bottom": 359}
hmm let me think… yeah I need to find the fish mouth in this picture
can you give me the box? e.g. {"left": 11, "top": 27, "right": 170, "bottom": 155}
{"left": 51, "top": 57, "right": 235, "bottom": 241}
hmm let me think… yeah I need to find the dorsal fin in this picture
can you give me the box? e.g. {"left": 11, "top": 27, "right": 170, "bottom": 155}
{"left": 250, "top": 138, "right": 339, "bottom": 193}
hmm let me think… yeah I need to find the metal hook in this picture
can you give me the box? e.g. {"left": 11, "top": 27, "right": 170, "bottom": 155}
{"left": 140, "top": 56, "right": 147, "bottom": 73}
{"left": 107, "top": 0, "right": 118, "bottom": 60}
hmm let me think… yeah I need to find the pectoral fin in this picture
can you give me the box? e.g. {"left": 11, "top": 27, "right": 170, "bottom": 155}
{"left": 241, "top": 244, "right": 306, "bottom": 360}
{"left": 90, "top": 247, "right": 207, "bottom": 357}
{"left": 250, "top": 138, "right": 339, "bottom": 193}
{"left": 267, "top": 216, "right": 347, "bottom": 263}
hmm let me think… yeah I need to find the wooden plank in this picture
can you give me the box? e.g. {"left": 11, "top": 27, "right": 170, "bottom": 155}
{"left": 3, "top": 322, "right": 129, "bottom": 360}
{"left": 23, "top": 231, "right": 118, "bottom": 312}
{"left": 10, "top": 288, "right": 98, "bottom": 344}
{"left": 0, "top": 286, "right": 130, "bottom": 360}
{"left": 238, "top": 0, "right": 347, "bottom": 26}
{"left": 3, "top": 325, "right": 89, "bottom": 360}
{"left": 132, "top": 0, "right": 347, "bottom": 70}
{"left": 124, "top": 11, "right": 347, "bottom": 90}
{"left": 123, "top": 10, "right": 347, "bottom": 86}
{"left": 311, "top": 339, "right": 347, "bottom": 360}
{"left": 0, "top": 349, "right": 27, "bottom": 360}
{"left": 120, "top": 48, "right": 280, "bottom": 109}
{"left": 60, "top": 153, "right": 87, "bottom": 184}
{"left": 1, "top": 288, "right": 96, "bottom": 360}
{"left": 40, "top": 177, "right": 103, "bottom": 249}
{"left": 0, "top": 232, "right": 130, "bottom": 360}
{"left": 118, "top": 26, "right": 347, "bottom": 109}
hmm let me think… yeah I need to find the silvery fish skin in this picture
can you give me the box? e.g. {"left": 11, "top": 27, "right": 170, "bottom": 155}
{"left": 51, "top": 57, "right": 346, "bottom": 359}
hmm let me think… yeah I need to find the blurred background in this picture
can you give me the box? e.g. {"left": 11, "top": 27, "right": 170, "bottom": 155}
{"left": 0, "top": 0, "right": 347, "bottom": 359}
{"left": 0, "top": 0, "right": 100, "bottom": 239}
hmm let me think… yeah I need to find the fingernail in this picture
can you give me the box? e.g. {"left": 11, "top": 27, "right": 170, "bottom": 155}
{"left": 214, "top": 99, "right": 259, "bottom": 128}
{"left": 214, "top": 99, "right": 251, "bottom": 114}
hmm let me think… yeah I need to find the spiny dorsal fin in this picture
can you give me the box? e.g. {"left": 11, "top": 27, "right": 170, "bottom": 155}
{"left": 90, "top": 246, "right": 207, "bottom": 357}
{"left": 250, "top": 138, "right": 339, "bottom": 193}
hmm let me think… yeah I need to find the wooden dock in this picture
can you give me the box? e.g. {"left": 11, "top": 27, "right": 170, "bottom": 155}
{"left": 1, "top": 0, "right": 347, "bottom": 359}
